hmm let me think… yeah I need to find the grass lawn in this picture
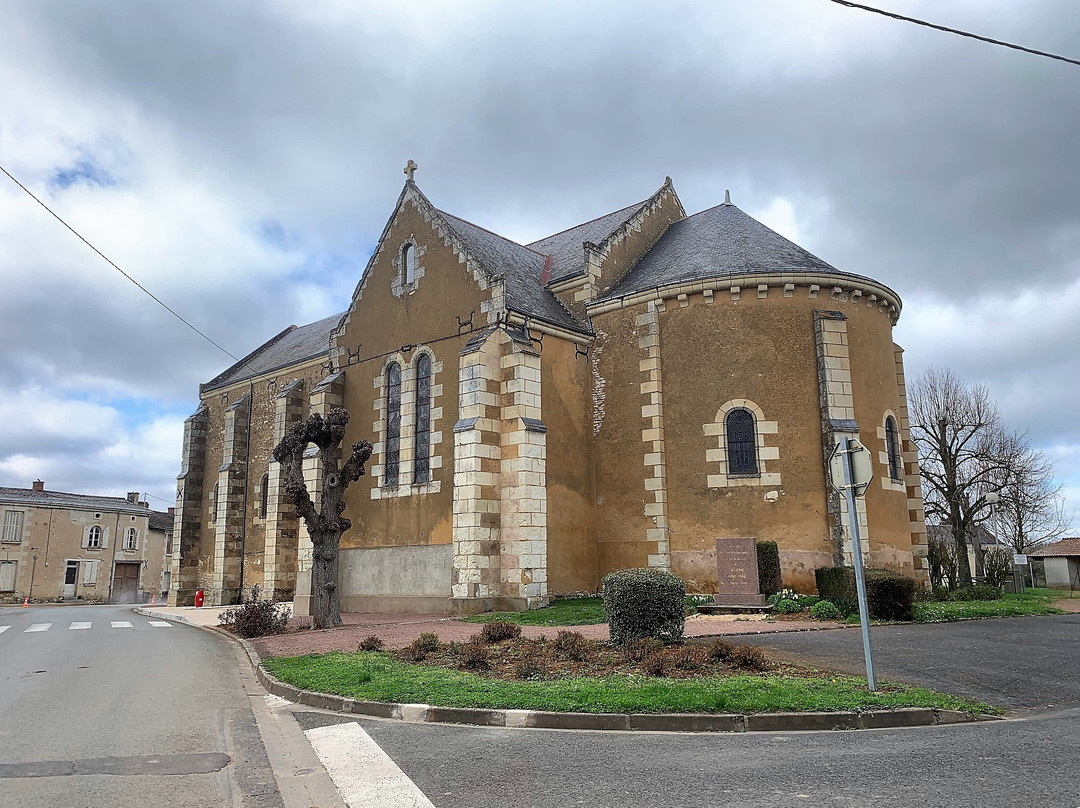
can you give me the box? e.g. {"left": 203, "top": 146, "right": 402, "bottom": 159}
{"left": 913, "top": 590, "right": 1064, "bottom": 623}
{"left": 461, "top": 597, "right": 608, "bottom": 626}
{"left": 263, "top": 651, "right": 996, "bottom": 715}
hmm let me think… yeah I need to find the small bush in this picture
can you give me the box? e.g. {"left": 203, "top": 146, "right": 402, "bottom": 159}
{"left": 775, "top": 598, "right": 803, "bottom": 614}
{"left": 950, "top": 585, "right": 1001, "bottom": 602}
{"left": 809, "top": 600, "right": 841, "bottom": 620}
{"left": 623, "top": 636, "right": 665, "bottom": 663}
{"left": 480, "top": 620, "right": 522, "bottom": 644}
{"left": 602, "top": 568, "right": 686, "bottom": 645}
{"left": 729, "top": 645, "right": 769, "bottom": 671}
{"left": 403, "top": 632, "right": 441, "bottom": 662}
{"left": 217, "top": 590, "right": 289, "bottom": 638}
{"left": 553, "top": 630, "right": 590, "bottom": 661}
{"left": 667, "top": 645, "right": 707, "bottom": 671}
{"left": 459, "top": 639, "right": 489, "bottom": 670}
{"left": 358, "top": 635, "right": 384, "bottom": 652}
{"left": 756, "top": 540, "right": 783, "bottom": 597}
{"left": 866, "top": 569, "right": 916, "bottom": 621}
{"left": 641, "top": 650, "right": 669, "bottom": 677}
{"left": 983, "top": 546, "right": 1012, "bottom": 589}
{"left": 706, "top": 638, "right": 736, "bottom": 662}
{"left": 815, "top": 566, "right": 856, "bottom": 605}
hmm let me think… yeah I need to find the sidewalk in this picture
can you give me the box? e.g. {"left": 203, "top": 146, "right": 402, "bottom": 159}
{"left": 249, "top": 611, "right": 850, "bottom": 660}
{"left": 137, "top": 604, "right": 238, "bottom": 627}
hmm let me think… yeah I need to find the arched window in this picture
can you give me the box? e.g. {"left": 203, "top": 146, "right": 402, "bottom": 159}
{"left": 123, "top": 527, "right": 137, "bottom": 550}
{"left": 413, "top": 354, "right": 432, "bottom": 484}
{"left": 726, "top": 408, "right": 758, "bottom": 476}
{"left": 403, "top": 243, "right": 417, "bottom": 286}
{"left": 885, "top": 415, "right": 903, "bottom": 481}
{"left": 385, "top": 362, "right": 402, "bottom": 486}
{"left": 260, "top": 472, "right": 270, "bottom": 518}
{"left": 88, "top": 525, "right": 102, "bottom": 549}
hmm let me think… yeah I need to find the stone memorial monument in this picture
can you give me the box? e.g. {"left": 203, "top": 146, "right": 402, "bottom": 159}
{"left": 697, "top": 536, "right": 771, "bottom": 614}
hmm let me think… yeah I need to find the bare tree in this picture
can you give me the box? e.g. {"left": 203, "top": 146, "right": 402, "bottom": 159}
{"left": 909, "top": 368, "right": 1015, "bottom": 587}
{"left": 994, "top": 446, "right": 1070, "bottom": 554}
{"left": 273, "top": 408, "right": 372, "bottom": 629}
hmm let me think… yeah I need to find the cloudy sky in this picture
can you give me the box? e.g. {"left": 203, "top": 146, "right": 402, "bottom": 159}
{"left": 1, "top": 0, "right": 1078, "bottom": 524}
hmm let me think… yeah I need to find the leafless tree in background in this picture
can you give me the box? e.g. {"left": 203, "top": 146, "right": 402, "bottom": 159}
{"left": 994, "top": 447, "right": 1070, "bottom": 554}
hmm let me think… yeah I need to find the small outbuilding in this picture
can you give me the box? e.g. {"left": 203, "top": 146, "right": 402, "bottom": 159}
{"left": 1029, "top": 539, "right": 1080, "bottom": 591}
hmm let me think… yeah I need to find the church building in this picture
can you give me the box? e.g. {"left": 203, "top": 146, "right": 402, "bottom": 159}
{"left": 169, "top": 164, "right": 929, "bottom": 613}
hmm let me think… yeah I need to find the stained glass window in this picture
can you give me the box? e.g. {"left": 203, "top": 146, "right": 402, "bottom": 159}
{"left": 726, "top": 408, "right": 758, "bottom": 475}
{"left": 385, "top": 362, "right": 402, "bottom": 486}
{"left": 413, "top": 354, "right": 432, "bottom": 484}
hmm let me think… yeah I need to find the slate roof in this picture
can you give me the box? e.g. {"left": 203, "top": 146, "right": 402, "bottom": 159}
{"left": 527, "top": 199, "right": 650, "bottom": 283}
{"left": 203, "top": 311, "right": 344, "bottom": 391}
{"left": 0, "top": 487, "right": 152, "bottom": 515}
{"left": 149, "top": 510, "right": 174, "bottom": 532}
{"left": 927, "top": 523, "right": 1001, "bottom": 547}
{"left": 605, "top": 202, "right": 840, "bottom": 300}
{"left": 1030, "top": 538, "right": 1080, "bottom": 557}
{"left": 438, "top": 211, "right": 586, "bottom": 334}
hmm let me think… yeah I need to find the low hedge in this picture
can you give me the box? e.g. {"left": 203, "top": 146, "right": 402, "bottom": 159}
{"left": 602, "top": 568, "right": 686, "bottom": 645}
{"left": 756, "top": 540, "right": 783, "bottom": 597}
{"left": 815, "top": 565, "right": 917, "bottom": 621}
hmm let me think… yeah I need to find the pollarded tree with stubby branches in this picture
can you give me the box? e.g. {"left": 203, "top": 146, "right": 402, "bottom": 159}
{"left": 273, "top": 408, "right": 372, "bottom": 629}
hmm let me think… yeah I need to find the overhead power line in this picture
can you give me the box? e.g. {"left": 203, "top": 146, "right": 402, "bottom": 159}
{"left": 0, "top": 163, "right": 248, "bottom": 365}
{"left": 828, "top": 0, "right": 1080, "bottom": 68}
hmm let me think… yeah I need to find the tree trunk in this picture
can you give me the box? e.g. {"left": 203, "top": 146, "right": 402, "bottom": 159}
{"left": 953, "top": 524, "right": 973, "bottom": 588}
{"left": 310, "top": 534, "right": 341, "bottom": 629}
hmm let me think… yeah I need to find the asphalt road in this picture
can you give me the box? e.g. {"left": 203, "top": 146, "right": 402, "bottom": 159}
{"left": 751, "top": 613, "right": 1080, "bottom": 709}
{"left": 0, "top": 603, "right": 283, "bottom": 808}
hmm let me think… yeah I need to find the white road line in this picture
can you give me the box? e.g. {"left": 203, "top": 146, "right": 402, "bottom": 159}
{"left": 148, "top": 621, "right": 171, "bottom": 628}
{"left": 0, "top": 626, "right": 9, "bottom": 634}
{"left": 68, "top": 622, "right": 92, "bottom": 630}
{"left": 305, "top": 721, "right": 436, "bottom": 808}
{"left": 110, "top": 621, "right": 133, "bottom": 628}
{"left": 25, "top": 623, "right": 52, "bottom": 632}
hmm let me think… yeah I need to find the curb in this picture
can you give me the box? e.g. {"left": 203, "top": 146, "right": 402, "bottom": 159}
{"left": 250, "top": 661, "right": 999, "bottom": 734}
{"left": 140, "top": 608, "right": 1003, "bottom": 735}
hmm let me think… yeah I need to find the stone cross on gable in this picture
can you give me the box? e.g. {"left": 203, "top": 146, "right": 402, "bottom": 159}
{"left": 404, "top": 159, "right": 418, "bottom": 181}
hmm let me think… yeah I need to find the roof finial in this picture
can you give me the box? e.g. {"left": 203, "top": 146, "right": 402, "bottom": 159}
{"left": 724, "top": 189, "right": 731, "bottom": 204}
{"left": 404, "top": 159, "right": 418, "bottom": 182}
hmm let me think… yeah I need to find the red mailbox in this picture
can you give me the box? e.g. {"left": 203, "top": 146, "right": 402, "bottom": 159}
{"left": 194, "top": 589, "right": 205, "bottom": 608}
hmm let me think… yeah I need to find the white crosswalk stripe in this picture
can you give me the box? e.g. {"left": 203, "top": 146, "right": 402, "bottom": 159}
{"left": 111, "top": 621, "right": 133, "bottom": 628}
{"left": 25, "top": 623, "right": 52, "bottom": 632}
{"left": 69, "top": 622, "right": 91, "bottom": 630}
{"left": 148, "top": 621, "right": 172, "bottom": 628}
{"left": 0, "top": 626, "right": 9, "bottom": 634}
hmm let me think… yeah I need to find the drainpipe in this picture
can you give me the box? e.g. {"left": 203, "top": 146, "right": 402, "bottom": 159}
{"left": 106, "top": 510, "right": 121, "bottom": 603}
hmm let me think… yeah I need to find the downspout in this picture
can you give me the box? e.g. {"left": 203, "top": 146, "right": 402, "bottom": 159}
{"left": 106, "top": 510, "right": 121, "bottom": 602}
{"left": 237, "top": 379, "right": 253, "bottom": 603}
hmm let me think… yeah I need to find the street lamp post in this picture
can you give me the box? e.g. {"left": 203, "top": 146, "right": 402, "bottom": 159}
{"left": 29, "top": 553, "right": 39, "bottom": 601}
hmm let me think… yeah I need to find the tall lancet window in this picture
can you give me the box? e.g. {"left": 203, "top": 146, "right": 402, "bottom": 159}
{"left": 885, "top": 415, "right": 903, "bottom": 482}
{"left": 413, "top": 354, "right": 432, "bottom": 484}
{"left": 385, "top": 362, "right": 402, "bottom": 486}
{"left": 726, "top": 408, "right": 759, "bottom": 476}
{"left": 403, "top": 243, "right": 417, "bottom": 286}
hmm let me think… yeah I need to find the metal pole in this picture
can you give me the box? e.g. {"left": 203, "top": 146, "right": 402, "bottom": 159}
{"left": 841, "top": 438, "right": 877, "bottom": 691}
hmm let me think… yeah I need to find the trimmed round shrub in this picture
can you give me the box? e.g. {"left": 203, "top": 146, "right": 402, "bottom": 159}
{"left": 602, "top": 567, "right": 686, "bottom": 645}
{"left": 358, "top": 635, "right": 385, "bottom": 652}
{"left": 480, "top": 620, "right": 522, "bottom": 644}
{"left": 809, "top": 600, "right": 841, "bottom": 620}
{"left": 775, "top": 598, "right": 803, "bottom": 614}
{"left": 756, "top": 540, "right": 783, "bottom": 597}
{"left": 815, "top": 566, "right": 856, "bottom": 605}
{"left": 865, "top": 569, "right": 916, "bottom": 621}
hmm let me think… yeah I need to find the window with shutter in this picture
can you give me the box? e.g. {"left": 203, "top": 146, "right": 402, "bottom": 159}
{"left": 87, "top": 525, "right": 102, "bottom": 549}
{"left": 1, "top": 511, "right": 23, "bottom": 543}
{"left": 82, "top": 559, "right": 98, "bottom": 585}
{"left": 123, "top": 527, "right": 138, "bottom": 550}
{"left": 0, "top": 561, "right": 16, "bottom": 591}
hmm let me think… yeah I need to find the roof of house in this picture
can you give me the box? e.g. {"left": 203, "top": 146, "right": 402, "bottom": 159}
{"left": 604, "top": 201, "right": 841, "bottom": 300}
{"left": 1029, "top": 538, "right": 1080, "bottom": 558}
{"left": 526, "top": 198, "right": 651, "bottom": 283}
{"left": 438, "top": 211, "right": 584, "bottom": 334}
{"left": 148, "top": 510, "right": 174, "bottom": 532}
{"left": 203, "top": 311, "right": 344, "bottom": 391}
{"left": 927, "top": 523, "right": 1002, "bottom": 547}
{"left": 0, "top": 487, "right": 153, "bottom": 515}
